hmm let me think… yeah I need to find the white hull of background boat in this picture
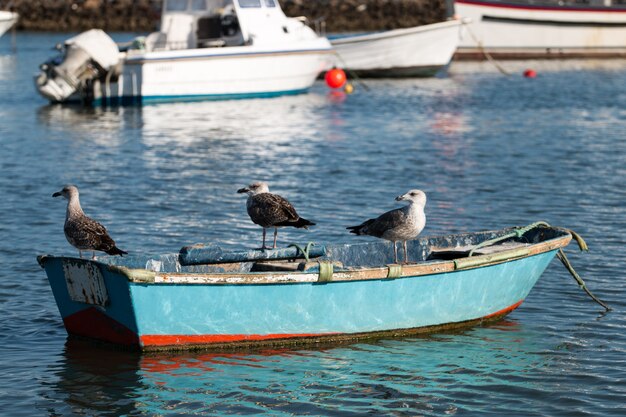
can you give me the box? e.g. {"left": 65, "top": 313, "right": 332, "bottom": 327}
{"left": 34, "top": 0, "right": 332, "bottom": 104}
{"left": 331, "top": 19, "right": 464, "bottom": 77}
{"left": 0, "top": 11, "right": 18, "bottom": 38}
{"left": 455, "top": 0, "right": 626, "bottom": 59}
{"left": 98, "top": 41, "right": 332, "bottom": 104}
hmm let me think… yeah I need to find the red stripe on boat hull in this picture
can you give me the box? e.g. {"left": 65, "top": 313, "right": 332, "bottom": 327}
{"left": 140, "top": 333, "right": 338, "bottom": 347}
{"left": 139, "top": 300, "right": 526, "bottom": 347}
{"left": 456, "top": 0, "right": 626, "bottom": 13}
{"left": 484, "top": 299, "right": 524, "bottom": 319}
{"left": 62, "top": 300, "right": 525, "bottom": 349}
{"left": 63, "top": 307, "right": 139, "bottom": 346}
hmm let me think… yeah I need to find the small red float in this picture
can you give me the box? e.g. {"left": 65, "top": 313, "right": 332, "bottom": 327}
{"left": 523, "top": 69, "right": 537, "bottom": 78}
{"left": 325, "top": 68, "right": 347, "bottom": 89}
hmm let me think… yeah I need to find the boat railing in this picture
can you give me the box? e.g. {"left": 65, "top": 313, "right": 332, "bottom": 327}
{"left": 295, "top": 15, "right": 326, "bottom": 37}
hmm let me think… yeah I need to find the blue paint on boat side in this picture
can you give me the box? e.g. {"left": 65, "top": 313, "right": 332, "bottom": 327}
{"left": 43, "top": 257, "right": 140, "bottom": 334}
{"left": 141, "top": 88, "right": 311, "bottom": 104}
{"left": 128, "top": 251, "right": 557, "bottom": 337}
{"left": 93, "top": 88, "right": 310, "bottom": 106}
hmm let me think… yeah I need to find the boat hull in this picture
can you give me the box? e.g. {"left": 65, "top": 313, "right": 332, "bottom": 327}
{"left": 331, "top": 19, "right": 463, "bottom": 77}
{"left": 94, "top": 45, "right": 333, "bottom": 105}
{"left": 455, "top": 0, "right": 626, "bottom": 59}
{"left": 0, "top": 11, "right": 18, "bottom": 38}
{"left": 39, "top": 227, "right": 570, "bottom": 351}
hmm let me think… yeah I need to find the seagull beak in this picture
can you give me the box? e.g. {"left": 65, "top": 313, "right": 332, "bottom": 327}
{"left": 52, "top": 191, "right": 62, "bottom": 198}
{"left": 237, "top": 187, "right": 249, "bottom": 194}
{"left": 395, "top": 194, "right": 405, "bottom": 202}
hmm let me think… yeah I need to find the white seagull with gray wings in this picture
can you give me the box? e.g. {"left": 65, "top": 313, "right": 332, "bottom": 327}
{"left": 347, "top": 189, "right": 426, "bottom": 264}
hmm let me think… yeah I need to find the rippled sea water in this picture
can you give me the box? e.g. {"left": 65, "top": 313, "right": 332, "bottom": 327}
{"left": 1, "top": 33, "right": 625, "bottom": 416}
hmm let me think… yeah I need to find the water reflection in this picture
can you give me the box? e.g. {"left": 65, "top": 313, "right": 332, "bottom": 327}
{"left": 137, "top": 94, "right": 331, "bottom": 181}
{"left": 37, "top": 92, "right": 331, "bottom": 140}
{"left": 0, "top": 52, "right": 16, "bottom": 69}
{"left": 36, "top": 105, "right": 132, "bottom": 147}
{"left": 48, "top": 340, "right": 143, "bottom": 416}
{"left": 139, "top": 93, "right": 329, "bottom": 144}
{"left": 48, "top": 321, "right": 557, "bottom": 416}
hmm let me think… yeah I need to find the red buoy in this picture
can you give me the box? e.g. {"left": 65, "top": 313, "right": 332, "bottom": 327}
{"left": 523, "top": 69, "right": 537, "bottom": 78}
{"left": 325, "top": 68, "right": 347, "bottom": 89}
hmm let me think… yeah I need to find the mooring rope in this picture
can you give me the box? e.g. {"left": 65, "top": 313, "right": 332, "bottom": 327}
{"left": 468, "top": 221, "right": 550, "bottom": 257}
{"left": 288, "top": 242, "right": 316, "bottom": 263}
{"left": 332, "top": 51, "right": 371, "bottom": 92}
{"left": 468, "top": 221, "right": 610, "bottom": 311}
{"left": 461, "top": 20, "right": 512, "bottom": 76}
{"left": 556, "top": 249, "right": 611, "bottom": 311}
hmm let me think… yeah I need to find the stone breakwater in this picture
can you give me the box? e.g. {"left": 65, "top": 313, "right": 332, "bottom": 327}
{"left": 1, "top": 0, "right": 447, "bottom": 32}
{"left": 1, "top": 0, "right": 161, "bottom": 32}
{"left": 282, "top": 0, "right": 448, "bottom": 32}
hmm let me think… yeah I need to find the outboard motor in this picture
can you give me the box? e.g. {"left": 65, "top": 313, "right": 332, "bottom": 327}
{"left": 35, "top": 29, "right": 120, "bottom": 103}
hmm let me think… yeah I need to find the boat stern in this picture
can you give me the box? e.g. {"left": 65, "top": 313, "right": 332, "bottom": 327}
{"left": 33, "top": 29, "right": 121, "bottom": 104}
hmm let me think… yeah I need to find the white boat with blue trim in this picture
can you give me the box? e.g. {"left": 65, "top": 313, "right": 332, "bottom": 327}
{"left": 34, "top": 0, "right": 333, "bottom": 105}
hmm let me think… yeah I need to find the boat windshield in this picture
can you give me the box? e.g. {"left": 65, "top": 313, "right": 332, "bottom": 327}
{"left": 166, "top": 0, "right": 188, "bottom": 11}
{"left": 165, "top": 0, "right": 210, "bottom": 11}
{"left": 238, "top": 0, "right": 261, "bottom": 8}
{"left": 191, "top": 0, "right": 207, "bottom": 11}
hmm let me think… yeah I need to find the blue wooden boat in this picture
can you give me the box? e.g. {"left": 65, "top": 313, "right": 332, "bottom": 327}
{"left": 38, "top": 224, "right": 573, "bottom": 351}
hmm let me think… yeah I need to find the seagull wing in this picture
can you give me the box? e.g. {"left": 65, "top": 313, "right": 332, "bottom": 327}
{"left": 360, "top": 208, "right": 407, "bottom": 238}
{"left": 82, "top": 216, "right": 109, "bottom": 236}
{"left": 248, "top": 193, "right": 299, "bottom": 226}
{"left": 66, "top": 215, "right": 117, "bottom": 251}
{"left": 270, "top": 194, "right": 300, "bottom": 221}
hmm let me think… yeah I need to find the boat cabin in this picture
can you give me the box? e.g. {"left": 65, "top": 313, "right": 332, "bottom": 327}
{"left": 148, "top": 0, "right": 308, "bottom": 51}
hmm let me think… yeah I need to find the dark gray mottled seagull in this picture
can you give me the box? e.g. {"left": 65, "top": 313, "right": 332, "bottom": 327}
{"left": 53, "top": 185, "right": 127, "bottom": 259}
{"left": 347, "top": 189, "right": 426, "bottom": 264}
{"left": 237, "top": 181, "right": 315, "bottom": 249}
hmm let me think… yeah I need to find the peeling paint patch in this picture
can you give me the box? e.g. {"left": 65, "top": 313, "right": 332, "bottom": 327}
{"left": 62, "top": 260, "right": 109, "bottom": 306}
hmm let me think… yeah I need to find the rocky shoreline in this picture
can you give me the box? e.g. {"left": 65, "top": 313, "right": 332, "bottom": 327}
{"left": 1, "top": 0, "right": 448, "bottom": 32}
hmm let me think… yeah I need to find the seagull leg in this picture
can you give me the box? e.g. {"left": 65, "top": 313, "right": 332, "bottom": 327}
{"left": 272, "top": 228, "right": 278, "bottom": 249}
{"left": 403, "top": 241, "right": 409, "bottom": 264}
{"left": 393, "top": 241, "right": 398, "bottom": 264}
{"left": 92, "top": 251, "right": 96, "bottom": 260}
{"left": 79, "top": 250, "right": 83, "bottom": 259}
{"left": 262, "top": 228, "right": 267, "bottom": 249}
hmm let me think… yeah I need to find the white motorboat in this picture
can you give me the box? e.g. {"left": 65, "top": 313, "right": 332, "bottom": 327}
{"left": 455, "top": 0, "right": 626, "bottom": 59}
{"left": 0, "top": 10, "right": 18, "bottom": 38}
{"left": 330, "top": 19, "right": 465, "bottom": 77}
{"left": 34, "top": 0, "right": 333, "bottom": 105}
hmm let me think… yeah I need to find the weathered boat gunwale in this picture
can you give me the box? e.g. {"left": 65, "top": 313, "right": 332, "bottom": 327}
{"left": 87, "top": 231, "right": 572, "bottom": 286}
{"left": 330, "top": 19, "right": 463, "bottom": 46}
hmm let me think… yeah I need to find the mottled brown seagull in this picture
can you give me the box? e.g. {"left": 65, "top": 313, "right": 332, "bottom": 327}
{"left": 237, "top": 181, "right": 315, "bottom": 249}
{"left": 53, "top": 185, "right": 127, "bottom": 259}
{"left": 347, "top": 189, "right": 426, "bottom": 264}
